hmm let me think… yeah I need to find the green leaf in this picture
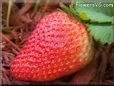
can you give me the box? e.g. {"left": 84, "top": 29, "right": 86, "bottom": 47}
{"left": 79, "top": 11, "right": 90, "bottom": 21}
{"left": 87, "top": 24, "right": 114, "bottom": 44}
{"left": 73, "top": 0, "right": 114, "bottom": 44}
{"left": 74, "top": 0, "right": 114, "bottom": 23}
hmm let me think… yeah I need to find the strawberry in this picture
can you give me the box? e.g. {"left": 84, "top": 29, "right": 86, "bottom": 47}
{"left": 10, "top": 11, "right": 94, "bottom": 82}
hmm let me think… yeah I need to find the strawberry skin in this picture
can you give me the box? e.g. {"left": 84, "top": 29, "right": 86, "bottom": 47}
{"left": 10, "top": 11, "right": 94, "bottom": 82}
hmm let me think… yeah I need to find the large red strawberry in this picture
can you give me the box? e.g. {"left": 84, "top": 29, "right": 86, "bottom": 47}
{"left": 10, "top": 11, "right": 94, "bottom": 82}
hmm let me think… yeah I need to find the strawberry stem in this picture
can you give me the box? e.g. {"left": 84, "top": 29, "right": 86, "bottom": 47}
{"left": 6, "top": 0, "right": 13, "bottom": 29}
{"left": 59, "top": 3, "right": 73, "bottom": 17}
{"left": 34, "top": 0, "right": 40, "bottom": 12}
{"left": 59, "top": 3, "right": 82, "bottom": 23}
{"left": 38, "top": 0, "right": 50, "bottom": 20}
